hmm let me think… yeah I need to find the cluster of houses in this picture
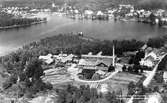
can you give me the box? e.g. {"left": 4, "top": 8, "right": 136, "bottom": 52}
{"left": 78, "top": 52, "right": 117, "bottom": 80}
{"left": 39, "top": 50, "right": 117, "bottom": 80}
{"left": 139, "top": 45, "right": 163, "bottom": 68}
{"left": 39, "top": 53, "right": 76, "bottom": 66}
{"left": 2, "top": 3, "right": 167, "bottom": 25}
{"left": 52, "top": 3, "right": 167, "bottom": 25}
{"left": 1, "top": 6, "right": 51, "bottom": 19}
{"left": 78, "top": 52, "right": 114, "bottom": 71}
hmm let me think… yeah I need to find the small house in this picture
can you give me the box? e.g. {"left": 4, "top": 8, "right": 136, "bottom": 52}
{"left": 140, "top": 52, "right": 157, "bottom": 68}
{"left": 140, "top": 58, "right": 154, "bottom": 67}
{"left": 163, "top": 71, "right": 167, "bottom": 83}
{"left": 84, "top": 10, "right": 94, "bottom": 19}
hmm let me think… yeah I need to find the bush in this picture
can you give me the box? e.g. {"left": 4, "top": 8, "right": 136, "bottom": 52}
{"left": 2, "top": 80, "right": 13, "bottom": 90}
{"left": 45, "top": 82, "right": 53, "bottom": 90}
{"left": 2, "top": 75, "right": 17, "bottom": 89}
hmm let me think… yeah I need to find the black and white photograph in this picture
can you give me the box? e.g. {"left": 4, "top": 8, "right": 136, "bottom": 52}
{"left": 0, "top": 0, "right": 167, "bottom": 103}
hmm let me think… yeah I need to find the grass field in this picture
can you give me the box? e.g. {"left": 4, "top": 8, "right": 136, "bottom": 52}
{"left": 72, "top": 72, "right": 142, "bottom": 96}
{"left": 105, "top": 72, "right": 142, "bottom": 95}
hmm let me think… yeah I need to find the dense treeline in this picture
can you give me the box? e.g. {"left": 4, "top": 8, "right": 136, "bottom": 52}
{"left": 0, "top": 50, "right": 52, "bottom": 98}
{"left": 147, "top": 36, "right": 167, "bottom": 48}
{"left": 0, "top": 18, "right": 44, "bottom": 27}
{"left": 21, "top": 34, "right": 144, "bottom": 56}
{"left": 56, "top": 84, "right": 123, "bottom": 103}
{"left": 0, "top": 12, "right": 45, "bottom": 28}
{"left": 157, "top": 55, "right": 167, "bottom": 71}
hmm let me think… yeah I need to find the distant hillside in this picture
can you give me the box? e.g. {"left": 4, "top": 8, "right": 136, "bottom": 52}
{"left": 66, "top": 0, "right": 167, "bottom": 10}
{"left": 2, "top": 0, "right": 167, "bottom": 10}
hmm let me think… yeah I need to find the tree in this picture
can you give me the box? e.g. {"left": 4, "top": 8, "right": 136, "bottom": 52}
{"left": 25, "top": 58, "right": 44, "bottom": 81}
{"left": 128, "top": 82, "right": 136, "bottom": 96}
{"left": 122, "top": 65, "right": 127, "bottom": 72}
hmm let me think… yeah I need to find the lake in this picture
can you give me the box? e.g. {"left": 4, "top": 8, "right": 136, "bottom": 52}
{"left": 0, "top": 14, "right": 167, "bottom": 56}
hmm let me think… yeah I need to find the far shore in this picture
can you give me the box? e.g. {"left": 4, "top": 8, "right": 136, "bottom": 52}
{"left": 0, "top": 20, "right": 47, "bottom": 30}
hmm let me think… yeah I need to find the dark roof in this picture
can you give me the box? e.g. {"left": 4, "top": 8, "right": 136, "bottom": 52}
{"left": 96, "top": 60, "right": 112, "bottom": 67}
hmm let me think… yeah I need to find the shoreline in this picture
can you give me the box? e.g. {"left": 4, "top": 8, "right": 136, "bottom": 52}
{"left": 0, "top": 46, "right": 20, "bottom": 57}
{"left": 0, "top": 20, "right": 47, "bottom": 30}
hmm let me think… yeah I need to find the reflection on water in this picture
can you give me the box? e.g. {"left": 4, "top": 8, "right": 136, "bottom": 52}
{"left": 0, "top": 15, "right": 167, "bottom": 56}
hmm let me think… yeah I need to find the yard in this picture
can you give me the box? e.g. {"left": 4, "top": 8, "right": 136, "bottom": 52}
{"left": 105, "top": 72, "right": 142, "bottom": 95}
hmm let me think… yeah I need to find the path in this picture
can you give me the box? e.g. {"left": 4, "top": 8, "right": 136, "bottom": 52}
{"left": 126, "top": 53, "right": 167, "bottom": 103}
{"left": 68, "top": 64, "right": 119, "bottom": 83}
{"left": 143, "top": 53, "right": 167, "bottom": 87}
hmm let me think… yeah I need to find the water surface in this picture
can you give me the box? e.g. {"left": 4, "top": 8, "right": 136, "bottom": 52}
{"left": 0, "top": 15, "right": 167, "bottom": 56}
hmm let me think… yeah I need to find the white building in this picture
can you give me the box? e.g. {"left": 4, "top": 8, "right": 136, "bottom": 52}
{"left": 54, "top": 53, "right": 75, "bottom": 63}
{"left": 147, "top": 92, "right": 162, "bottom": 103}
{"left": 85, "top": 10, "right": 94, "bottom": 15}
{"left": 96, "top": 11, "right": 104, "bottom": 16}
{"left": 140, "top": 51, "right": 158, "bottom": 67}
{"left": 163, "top": 71, "right": 167, "bottom": 83}
{"left": 39, "top": 54, "right": 54, "bottom": 65}
{"left": 140, "top": 59, "right": 154, "bottom": 67}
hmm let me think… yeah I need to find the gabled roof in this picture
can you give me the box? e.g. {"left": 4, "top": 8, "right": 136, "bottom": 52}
{"left": 84, "top": 10, "right": 94, "bottom": 15}
{"left": 96, "top": 51, "right": 102, "bottom": 56}
{"left": 78, "top": 59, "right": 112, "bottom": 67}
{"left": 141, "top": 44, "right": 147, "bottom": 50}
{"left": 39, "top": 54, "right": 52, "bottom": 60}
{"left": 39, "top": 54, "right": 54, "bottom": 64}
{"left": 146, "top": 52, "right": 157, "bottom": 60}
{"left": 97, "top": 11, "right": 104, "bottom": 15}
{"left": 96, "top": 60, "right": 112, "bottom": 67}
{"left": 78, "top": 59, "right": 96, "bottom": 66}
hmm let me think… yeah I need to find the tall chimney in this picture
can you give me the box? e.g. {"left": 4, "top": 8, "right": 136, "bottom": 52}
{"left": 112, "top": 44, "right": 115, "bottom": 67}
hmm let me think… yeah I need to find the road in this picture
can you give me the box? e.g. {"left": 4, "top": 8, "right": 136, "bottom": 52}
{"left": 72, "top": 70, "right": 119, "bottom": 83}
{"left": 143, "top": 53, "right": 167, "bottom": 87}
{"left": 68, "top": 64, "right": 119, "bottom": 83}
{"left": 127, "top": 53, "right": 167, "bottom": 103}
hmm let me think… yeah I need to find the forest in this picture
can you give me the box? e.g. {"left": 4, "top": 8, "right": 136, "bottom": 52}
{"left": 56, "top": 84, "right": 123, "bottom": 103}
{"left": 0, "top": 12, "right": 45, "bottom": 28}
{"left": 0, "top": 33, "right": 166, "bottom": 99}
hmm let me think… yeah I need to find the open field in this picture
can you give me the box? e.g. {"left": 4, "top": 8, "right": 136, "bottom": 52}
{"left": 42, "top": 66, "right": 73, "bottom": 86}
{"left": 105, "top": 72, "right": 142, "bottom": 95}
{"left": 73, "top": 72, "right": 142, "bottom": 95}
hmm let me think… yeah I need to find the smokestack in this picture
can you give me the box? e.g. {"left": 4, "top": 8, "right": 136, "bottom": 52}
{"left": 112, "top": 44, "right": 115, "bottom": 67}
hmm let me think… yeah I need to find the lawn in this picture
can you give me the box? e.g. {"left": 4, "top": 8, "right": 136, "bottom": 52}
{"left": 105, "top": 72, "right": 142, "bottom": 95}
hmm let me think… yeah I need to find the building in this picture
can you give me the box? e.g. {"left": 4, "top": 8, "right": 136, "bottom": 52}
{"left": 84, "top": 10, "right": 94, "bottom": 19}
{"left": 78, "top": 58, "right": 113, "bottom": 71}
{"left": 140, "top": 58, "right": 154, "bottom": 67}
{"left": 39, "top": 54, "right": 54, "bottom": 65}
{"left": 145, "top": 51, "right": 158, "bottom": 60}
{"left": 96, "top": 60, "right": 113, "bottom": 71}
{"left": 147, "top": 92, "right": 162, "bottom": 103}
{"left": 81, "top": 53, "right": 114, "bottom": 60}
{"left": 163, "top": 71, "right": 167, "bottom": 83}
{"left": 140, "top": 51, "right": 158, "bottom": 67}
{"left": 54, "top": 53, "right": 75, "bottom": 63}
